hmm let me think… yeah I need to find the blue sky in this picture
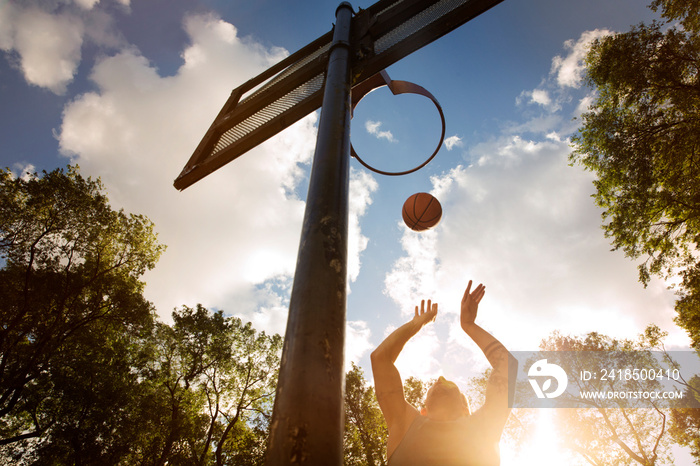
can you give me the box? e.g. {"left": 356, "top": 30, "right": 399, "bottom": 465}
{"left": 1, "top": 0, "right": 696, "bottom": 462}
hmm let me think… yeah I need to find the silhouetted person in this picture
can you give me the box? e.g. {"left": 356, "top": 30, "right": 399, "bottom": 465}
{"left": 371, "top": 280, "right": 517, "bottom": 465}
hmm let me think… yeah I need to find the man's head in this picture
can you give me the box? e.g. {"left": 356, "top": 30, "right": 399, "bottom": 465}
{"left": 421, "top": 376, "right": 471, "bottom": 420}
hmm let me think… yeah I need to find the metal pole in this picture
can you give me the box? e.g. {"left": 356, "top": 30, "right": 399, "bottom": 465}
{"left": 265, "top": 3, "right": 353, "bottom": 465}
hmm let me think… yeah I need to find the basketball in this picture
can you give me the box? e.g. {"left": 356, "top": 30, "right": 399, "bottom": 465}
{"left": 402, "top": 192, "right": 442, "bottom": 231}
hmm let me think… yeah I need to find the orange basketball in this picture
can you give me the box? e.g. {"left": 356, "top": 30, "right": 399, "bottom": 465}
{"left": 402, "top": 192, "right": 442, "bottom": 231}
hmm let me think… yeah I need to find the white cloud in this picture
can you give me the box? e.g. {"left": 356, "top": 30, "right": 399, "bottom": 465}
{"left": 4, "top": 8, "right": 84, "bottom": 94}
{"left": 9, "top": 163, "right": 36, "bottom": 181}
{"left": 506, "top": 113, "right": 566, "bottom": 137}
{"left": 444, "top": 135, "right": 464, "bottom": 151}
{"left": 545, "top": 131, "right": 563, "bottom": 142}
{"left": 348, "top": 168, "right": 378, "bottom": 284}
{"left": 575, "top": 91, "right": 597, "bottom": 115}
{"left": 391, "top": 323, "right": 442, "bottom": 380}
{"left": 551, "top": 29, "right": 612, "bottom": 88}
{"left": 346, "top": 320, "right": 373, "bottom": 368}
{"left": 516, "top": 88, "right": 566, "bottom": 116}
{"left": 232, "top": 277, "right": 292, "bottom": 336}
{"left": 73, "top": 0, "right": 100, "bottom": 9}
{"left": 57, "top": 13, "right": 327, "bottom": 323}
{"left": 530, "top": 89, "right": 551, "bottom": 106}
{"left": 384, "top": 131, "right": 687, "bottom": 380}
{"left": 0, "top": 1, "right": 126, "bottom": 94}
{"left": 509, "top": 30, "right": 615, "bottom": 138}
{"left": 365, "top": 120, "right": 396, "bottom": 143}
{"left": 0, "top": 4, "right": 15, "bottom": 51}
{"left": 384, "top": 228, "right": 440, "bottom": 316}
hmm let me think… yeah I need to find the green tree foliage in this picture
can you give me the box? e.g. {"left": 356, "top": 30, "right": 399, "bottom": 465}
{"left": 138, "top": 305, "right": 282, "bottom": 466}
{"left": 0, "top": 166, "right": 283, "bottom": 465}
{"left": 402, "top": 376, "right": 428, "bottom": 410}
{"left": 0, "top": 166, "right": 164, "bottom": 448}
{"left": 534, "top": 329, "right": 679, "bottom": 465}
{"left": 650, "top": 0, "right": 700, "bottom": 34}
{"left": 669, "top": 375, "right": 700, "bottom": 464}
{"left": 344, "top": 363, "right": 388, "bottom": 466}
{"left": 26, "top": 317, "right": 156, "bottom": 465}
{"left": 570, "top": 0, "right": 700, "bottom": 347}
{"left": 642, "top": 324, "right": 700, "bottom": 464}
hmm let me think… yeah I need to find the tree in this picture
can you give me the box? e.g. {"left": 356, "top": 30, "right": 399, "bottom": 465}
{"left": 649, "top": 0, "right": 700, "bottom": 34}
{"left": 138, "top": 305, "right": 282, "bottom": 466}
{"left": 344, "top": 363, "right": 388, "bottom": 466}
{"left": 402, "top": 376, "right": 428, "bottom": 410}
{"left": 642, "top": 324, "right": 700, "bottom": 463}
{"left": 0, "top": 166, "right": 285, "bottom": 465}
{"left": 533, "top": 329, "right": 677, "bottom": 465}
{"left": 203, "top": 311, "right": 281, "bottom": 466}
{"left": 570, "top": 0, "right": 700, "bottom": 347}
{"left": 26, "top": 316, "right": 157, "bottom": 465}
{"left": 669, "top": 375, "right": 700, "bottom": 464}
{"left": 0, "top": 166, "right": 164, "bottom": 449}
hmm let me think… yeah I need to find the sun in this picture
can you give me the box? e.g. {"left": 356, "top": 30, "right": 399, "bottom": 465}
{"left": 501, "top": 410, "right": 577, "bottom": 465}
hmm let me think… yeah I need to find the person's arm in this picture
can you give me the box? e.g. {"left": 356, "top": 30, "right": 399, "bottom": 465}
{"left": 371, "top": 300, "right": 437, "bottom": 433}
{"left": 461, "top": 281, "right": 517, "bottom": 435}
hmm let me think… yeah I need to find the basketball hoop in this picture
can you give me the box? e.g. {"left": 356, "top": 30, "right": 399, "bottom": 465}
{"left": 351, "top": 70, "right": 446, "bottom": 176}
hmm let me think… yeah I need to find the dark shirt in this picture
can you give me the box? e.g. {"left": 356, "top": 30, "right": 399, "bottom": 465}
{"left": 388, "top": 413, "right": 500, "bottom": 465}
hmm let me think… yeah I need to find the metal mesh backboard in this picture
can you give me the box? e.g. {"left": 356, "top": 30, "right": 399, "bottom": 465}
{"left": 174, "top": 0, "right": 504, "bottom": 190}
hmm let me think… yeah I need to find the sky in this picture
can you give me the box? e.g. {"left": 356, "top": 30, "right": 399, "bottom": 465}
{"left": 1, "top": 0, "right": 697, "bottom": 462}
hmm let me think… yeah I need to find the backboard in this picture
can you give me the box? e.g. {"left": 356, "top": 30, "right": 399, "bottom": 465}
{"left": 173, "top": 0, "right": 505, "bottom": 190}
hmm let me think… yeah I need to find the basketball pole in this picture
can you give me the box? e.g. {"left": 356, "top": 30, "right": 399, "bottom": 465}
{"left": 264, "top": 3, "right": 353, "bottom": 465}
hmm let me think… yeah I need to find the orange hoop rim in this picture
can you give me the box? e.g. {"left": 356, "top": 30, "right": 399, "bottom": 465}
{"left": 351, "top": 70, "right": 446, "bottom": 176}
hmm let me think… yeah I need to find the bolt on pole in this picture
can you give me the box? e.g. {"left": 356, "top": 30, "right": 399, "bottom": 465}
{"left": 264, "top": 3, "right": 353, "bottom": 465}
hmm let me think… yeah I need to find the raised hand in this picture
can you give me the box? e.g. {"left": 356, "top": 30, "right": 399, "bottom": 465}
{"left": 460, "top": 280, "right": 485, "bottom": 331}
{"left": 413, "top": 299, "right": 438, "bottom": 328}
